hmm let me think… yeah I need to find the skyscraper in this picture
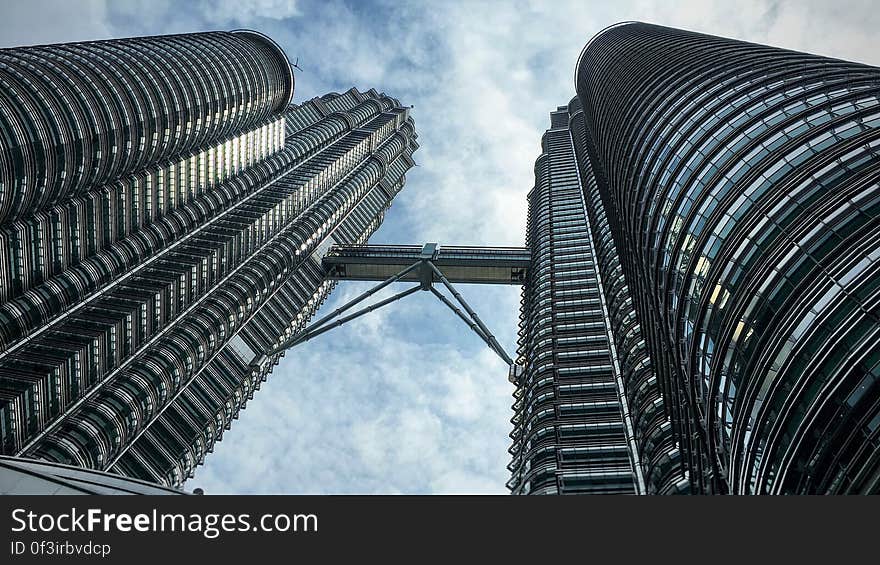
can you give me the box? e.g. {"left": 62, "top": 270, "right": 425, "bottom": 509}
{"left": 520, "top": 21, "right": 880, "bottom": 494}
{"left": 0, "top": 31, "right": 417, "bottom": 488}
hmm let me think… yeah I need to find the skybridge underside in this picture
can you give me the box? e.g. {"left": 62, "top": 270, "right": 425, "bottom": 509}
{"left": 254, "top": 243, "right": 528, "bottom": 383}
{"left": 323, "top": 244, "right": 530, "bottom": 285}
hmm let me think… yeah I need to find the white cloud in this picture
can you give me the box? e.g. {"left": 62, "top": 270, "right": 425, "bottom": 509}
{"left": 197, "top": 0, "right": 301, "bottom": 25}
{"left": 0, "top": 0, "right": 112, "bottom": 47}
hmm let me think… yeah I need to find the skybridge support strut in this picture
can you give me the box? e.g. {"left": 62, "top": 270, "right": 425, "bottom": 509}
{"left": 260, "top": 260, "right": 423, "bottom": 360}
{"left": 279, "top": 284, "right": 422, "bottom": 351}
{"left": 253, "top": 244, "right": 522, "bottom": 380}
{"left": 426, "top": 262, "right": 514, "bottom": 366}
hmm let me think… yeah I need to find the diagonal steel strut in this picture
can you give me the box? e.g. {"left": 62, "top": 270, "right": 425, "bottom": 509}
{"left": 305, "top": 260, "right": 423, "bottom": 335}
{"left": 426, "top": 261, "right": 514, "bottom": 366}
{"left": 429, "top": 287, "right": 512, "bottom": 366}
{"left": 279, "top": 284, "right": 421, "bottom": 351}
{"left": 255, "top": 258, "right": 517, "bottom": 372}
{"left": 261, "top": 260, "right": 422, "bottom": 359}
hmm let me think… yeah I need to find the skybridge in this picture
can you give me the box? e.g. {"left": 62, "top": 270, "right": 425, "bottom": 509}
{"left": 323, "top": 244, "right": 530, "bottom": 285}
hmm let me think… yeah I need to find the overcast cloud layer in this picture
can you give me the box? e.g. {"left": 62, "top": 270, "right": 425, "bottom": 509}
{"left": 2, "top": 0, "right": 878, "bottom": 494}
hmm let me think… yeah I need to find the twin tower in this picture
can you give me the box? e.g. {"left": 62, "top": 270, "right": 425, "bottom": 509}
{"left": 1, "top": 23, "right": 879, "bottom": 494}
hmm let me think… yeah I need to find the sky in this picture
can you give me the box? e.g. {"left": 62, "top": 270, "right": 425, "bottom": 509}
{"left": 2, "top": 0, "right": 879, "bottom": 494}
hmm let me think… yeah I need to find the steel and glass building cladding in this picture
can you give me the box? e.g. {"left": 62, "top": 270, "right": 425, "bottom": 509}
{"left": 509, "top": 107, "right": 643, "bottom": 495}
{"left": 573, "top": 22, "right": 880, "bottom": 494}
{"left": 567, "top": 98, "right": 685, "bottom": 494}
{"left": 0, "top": 31, "right": 418, "bottom": 488}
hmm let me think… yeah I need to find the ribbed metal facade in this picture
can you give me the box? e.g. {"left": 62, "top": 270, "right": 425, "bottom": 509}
{"left": 0, "top": 31, "right": 418, "bottom": 488}
{"left": 0, "top": 30, "right": 292, "bottom": 227}
{"left": 509, "top": 107, "right": 639, "bottom": 494}
{"left": 573, "top": 22, "right": 880, "bottom": 494}
{"left": 567, "top": 99, "right": 686, "bottom": 494}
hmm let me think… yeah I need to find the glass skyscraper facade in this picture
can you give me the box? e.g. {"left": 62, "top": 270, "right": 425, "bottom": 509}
{"left": 0, "top": 31, "right": 417, "bottom": 488}
{"left": 516, "top": 22, "right": 880, "bottom": 494}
